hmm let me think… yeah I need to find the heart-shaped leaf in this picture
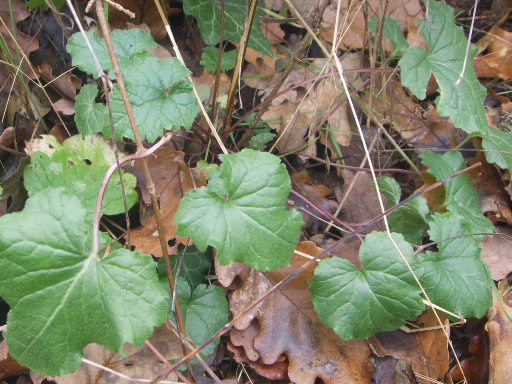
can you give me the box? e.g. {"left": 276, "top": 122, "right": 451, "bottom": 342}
{"left": 175, "top": 149, "right": 303, "bottom": 271}
{"left": 310, "top": 232, "right": 425, "bottom": 339}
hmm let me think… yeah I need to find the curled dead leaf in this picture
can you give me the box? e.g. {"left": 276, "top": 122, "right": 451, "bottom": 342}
{"left": 475, "top": 27, "right": 512, "bottom": 81}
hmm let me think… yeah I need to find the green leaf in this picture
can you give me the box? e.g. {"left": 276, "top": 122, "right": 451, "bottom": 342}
{"left": 26, "top": 0, "right": 65, "bottom": 10}
{"left": 369, "top": 16, "right": 408, "bottom": 57}
{"left": 171, "top": 281, "right": 229, "bottom": 360}
{"left": 398, "top": 0, "right": 512, "bottom": 168}
{"left": 110, "top": 56, "right": 199, "bottom": 142}
{"left": 158, "top": 245, "right": 212, "bottom": 289}
{"left": 74, "top": 84, "right": 110, "bottom": 137}
{"left": 247, "top": 128, "right": 276, "bottom": 151}
{"left": 183, "top": 0, "right": 272, "bottom": 56}
{"left": 68, "top": 29, "right": 199, "bottom": 142}
{"left": 310, "top": 232, "right": 425, "bottom": 340}
{"left": 24, "top": 135, "right": 138, "bottom": 215}
{"left": 420, "top": 150, "right": 493, "bottom": 236}
{"left": 66, "top": 29, "right": 158, "bottom": 78}
{"left": 378, "top": 176, "right": 429, "bottom": 243}
{"left": 413, "top": 213, "right": 492, "bottom": 318}
{"left": 0, "top": 189, "right": 167, "bottom": 376}
{"left": 200, "top": 46, "right": 238, "bottom": 72}
{"left": 175, "top": 149, "right": 303, "bottom": 271}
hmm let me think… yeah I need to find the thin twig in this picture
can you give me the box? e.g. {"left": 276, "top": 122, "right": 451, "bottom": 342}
{"left": 210, "top": 0, "right": 225, "bottom": 125}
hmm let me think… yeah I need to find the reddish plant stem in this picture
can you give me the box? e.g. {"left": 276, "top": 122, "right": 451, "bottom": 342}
{"left": 148, "top": 161, "right": 483, "bottom": 383}
{"left": 289, "top": 189, "right": 363, "bottom": 242}
{"left": 304, "top": 155, "right": 419, "bottom": 175}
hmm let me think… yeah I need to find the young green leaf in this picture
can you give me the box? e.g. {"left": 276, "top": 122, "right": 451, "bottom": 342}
{"left": 398, "top": 0, "right": 512, "bottom": 168}
{"left": 24, "top": 135, "right": 137, "bottom": 215}
{"left": 247, "top": 128, "right": 277, "bottom": 151}
{"left": 66, "top": 29, "right": 157, "bottom": 78}
{"left": 0, "top": 188, "right": 167, "bottom": 376}
{"left": 369, "top": 16, "right": 408, "bottom": 57}
{"left": 200, "top": 46, "right": 238, "bottom": 72}
{"left": 158, "top": 245, "right": 212, "bottom": 289}
{"left": 420, "top": 150, "right": 493, "bottom": 236}
{"left": 74, "top": 84, "right": 110, "bottom": 137}
{"left": 378, "top": 176, "right": 429, "bottom": 243}
{"left": 109, "top": 56, "right": 198, "bottom": 142}
{"left": 68, "top": 30, "right": 199, "bottom": 142}
{"left": 171, "top": 281, "right": 229, "bottom": 360}
{"left": 413, "top": 213, "right": 492, "bottom": 318}
{"left": 183, "top": 0, "right": 272, "bottom": 56}
{"left": 310, "top": 232, "right": 425, "bottom": 340}
{"left": 175, "top": 149, "right": 303, "bottom": 271}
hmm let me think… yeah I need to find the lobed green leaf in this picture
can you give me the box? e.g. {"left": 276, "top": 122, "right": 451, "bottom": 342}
{"left": 413, "top": 213, "right": 493, "bottom": 318}
{"left": 378, "top": 176, "right": 429, "bottom": 243}
{"left": 183, "top": 0, "right": 272, "bottom": 56}
{"left": 420, "top": 150, "right": 493, "bottom": 236}
{"left": 0, "top": 189, "right": 167, "bottom": 376}
{"left": 310, "top": 232, "right": 425, "bottom": 340}
{"left": 24, "top": 135, "right": 137, "bottom": 215}
{"left": 398, "top": 0, "right": 512, "bottom": 168}
{"left": 175, "top": 149, "right": 303, "bottom": 271}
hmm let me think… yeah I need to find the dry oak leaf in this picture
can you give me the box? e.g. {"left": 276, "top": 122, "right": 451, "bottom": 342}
{"left": 371, "top": 309, "right": 449, "bottom": 384}
{"left": 320, "top": 0, "right": 423, "bottom": 50}
{"left": 217, "top": 241, "right": 374, "bottom": 384}
{"left": 335, "top": 169, "right": 385, "bottom": 233}
{"left": 468, "top": 152, "right": 512, "bottom": 226}
{"left": 29, "top": 326, "right": 181, "bottom": 384}
{"left": 125, "top": 144, "right": 196, "bottom": 256}
{"left": 486, "top": 281, "right": 512, "bottom": 384}
{"left": 481, "top": 226, "right": 512, "bottom": 280}
{"left": 475, "top": 27, "right": 512, "bottom": 81}
{"left": 261, "top": 100, "right": 314, "bottom": 156}
{"left": 364, "top": 79, "right": 455, "bottom": 150}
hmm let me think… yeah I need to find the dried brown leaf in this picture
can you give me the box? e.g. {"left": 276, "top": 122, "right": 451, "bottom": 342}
{"left": 371, "top": 309, "right": 450, "bottom": 384}
{"left": 0, "top": 341, "right": 26, "bottom": 380}
{"left": 125, "top": 145, "right": 196, "bottom": 256}
{"left": 335, "top": 169, "right": 385, "bottom": 232}
{"left": 217, "top": 242, "right": 374, "bottom": 384}
{"left": 475, "top": 27, "right": 512, "bottom": 81}
{"left": 468, "top": 153, "right": 512, "bottom": 225}
{"left": 30, "top": 326, "right": 181, "bottom": 384}
{"left": 107, "top": 0, "right": 179, "bottom": 41}
{"left": 486, "top": 282, "right": 512, "bottom": 384}
{"left": 482, "top": 226, "right": 512, "bottom": 280}
{"left": 320, "top": 0, "right": 423, "bottom": 50}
